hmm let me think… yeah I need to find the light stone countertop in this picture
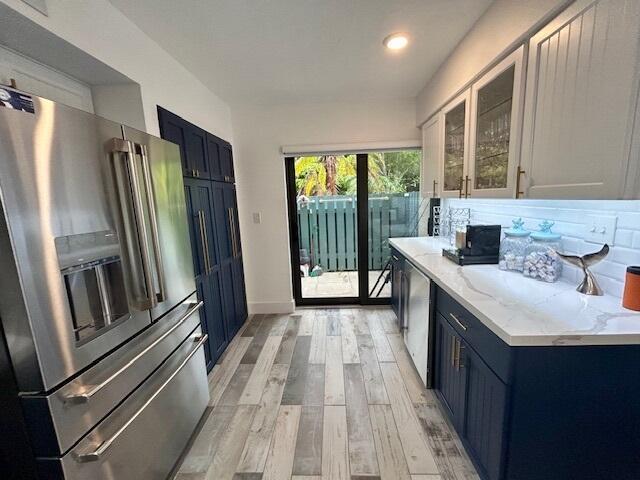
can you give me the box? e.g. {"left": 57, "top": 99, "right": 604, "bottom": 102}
{"left": 389, "top": 236, "right": 640, "bottom": 346}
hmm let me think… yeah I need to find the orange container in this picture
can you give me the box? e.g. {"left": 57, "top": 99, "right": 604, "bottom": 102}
{"left": 623, "top": 266, "right": 640, "bottom": 311}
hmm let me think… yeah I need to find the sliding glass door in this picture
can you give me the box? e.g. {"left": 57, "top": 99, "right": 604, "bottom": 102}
{"left": 285, "top": 150, "right": 422, "bottom": 306}
{"left": 367, "top": 151, "right": 422, "bottom": 299}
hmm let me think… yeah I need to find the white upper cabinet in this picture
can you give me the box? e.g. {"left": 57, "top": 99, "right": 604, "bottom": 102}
{"left": 421, "top": 115, "right": 440, "bottom": 198}
{"left": 439, "top": 89, "right": 471, "bottom": 198}
{"left": 435, "top": 48, "right": 524, "bottom": 199}
{"left": 520, "top": 0, "right": 640, "bottom": 199}
{"left": 468, "top": 47, "right": 525, "bottom": 198}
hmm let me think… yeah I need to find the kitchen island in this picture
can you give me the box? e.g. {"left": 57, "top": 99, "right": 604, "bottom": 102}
{"left": 389, "top": 237, "right": 640, "bottom": 480}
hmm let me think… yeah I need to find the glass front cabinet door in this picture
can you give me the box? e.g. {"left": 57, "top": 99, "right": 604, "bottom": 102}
{"left": 468, "top": 46, "right": 525, "bottom": 198}
{"left": 437, "top": 46, "right": 524, "bottom": 199}
{"left": 439, "top": 90, "right": 471, "bottom": 198}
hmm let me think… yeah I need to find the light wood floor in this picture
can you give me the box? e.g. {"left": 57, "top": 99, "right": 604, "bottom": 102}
{"left": 173, "top": 308, "right": 480, "bottom": 480}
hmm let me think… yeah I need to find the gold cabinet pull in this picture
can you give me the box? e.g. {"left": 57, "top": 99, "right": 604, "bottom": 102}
{"left": 516, "top": 166, "right": 526, "bottom": 199}
{"left": 228, "top": 207, "right": 238, "bottom": 258}
{"left": 454, "top": 337, "right": 460, "bottom": 370}
{"left": 198, "top": 210, "right": 212, "bottom": 273}
{"left": 450, "top": 336, "right": 456, "bottom": 367}
{"left": 449, "top": 313, "right": 467, "bottom": 331}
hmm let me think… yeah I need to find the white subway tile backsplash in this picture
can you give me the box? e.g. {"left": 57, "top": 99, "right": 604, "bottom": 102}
{"left": 444, "top": 199, "right": 640, "bottom": 298}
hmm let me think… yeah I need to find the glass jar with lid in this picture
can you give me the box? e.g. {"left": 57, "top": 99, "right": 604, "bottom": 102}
{"left": 523, "top": 221, "right": 562, "bottom": 282}
{"left": 499, "top": 218, "right": 530, "bottom": 272}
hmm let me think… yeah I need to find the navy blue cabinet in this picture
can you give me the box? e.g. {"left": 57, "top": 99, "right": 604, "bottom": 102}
{"left": 462, "top": 340, "right": 507, "bottom": 480}
{"left": 183, "top": 178, "right": 218, "bottom": 277}
{"left": 159, "top": 106, "right": 247, "bottom": 371}
{"left": 206, "top": 133, "right": 235, "bottom": 183}
{"left": 220, "top": 142, "right": 235, "bottom": 182}
{"left": 158, "top": 107, "right": 211, "bottom": 179}
{"left": 157, "top": 108, "right": 188, "bottom": 175}
{"left": 185, "top": 125, "right": 210, "bottom": 179}
{"left": 392, "top": 252, "right": 640, "bottom": 479}
{"left": 198, "top": 269, "right": 228, "bottom": 365}
{"left": 434, "top": 313, "right": 467, "bottom": 431}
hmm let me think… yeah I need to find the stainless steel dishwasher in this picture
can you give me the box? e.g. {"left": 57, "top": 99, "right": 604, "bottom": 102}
{"left": 403, "top": 262, "right": 431, "bottom": 386}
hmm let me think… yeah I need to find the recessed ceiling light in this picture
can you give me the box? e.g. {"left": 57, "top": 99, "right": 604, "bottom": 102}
{"left": 383, "top": 33, "right": 409, "bottom": 50}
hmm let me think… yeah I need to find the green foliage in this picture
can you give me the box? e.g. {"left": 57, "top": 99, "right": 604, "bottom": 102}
{"left": 295, "top": 150, "right": 421, "bottom": 196}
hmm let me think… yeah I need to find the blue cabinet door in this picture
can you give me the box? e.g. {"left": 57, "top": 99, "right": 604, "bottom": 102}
{"left": 183, "top": 179, "right": 218, "bottom": 278}
{"left": 206, "top": 134, "right": 223, "bottom": 182}
{"left": 158, "top": 107, "right": 190, "bottom": 177}
{"left": 232, "top": 257, "right": 247, "bottom": 332}
{"left": 219, "top": 261, "right": 238, "bottom": 338}
{"left": 211, "top": 182, "right": 233, "bottom": 263}
{"left": 220, "top": 142, "right": 235, "bottom": 182}
{"left": 195, "top": 276, "right": 214, "bottom": 371}
{"left": 158, "top": 106, "right": 210, "bottom": 179}
{"left": 434, "top": 313, "right": 466, "bottom": 431}
{"left": 462, "top": 343, "right": 507, "bottom": 480}
{"left": 183, "top": 179, "right": 203, "bottom": 276}
{"left": 184, "top": 125, "right": 210, "bottom": 179}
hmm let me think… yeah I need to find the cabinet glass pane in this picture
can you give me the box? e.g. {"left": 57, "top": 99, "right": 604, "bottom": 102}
{"left": 474, "top": 66, "right": 515, "bottom": 190}
{"left": 444, "top": 102, "right": 466, "bottom": 191}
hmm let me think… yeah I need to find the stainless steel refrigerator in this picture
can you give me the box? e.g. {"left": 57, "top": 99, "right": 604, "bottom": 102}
{"left": 0, "top": 87, "right": 209, "bottom": 479}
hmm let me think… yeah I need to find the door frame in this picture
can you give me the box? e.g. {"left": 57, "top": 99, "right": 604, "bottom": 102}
{"left": 285, "top": 154, "right": 388, "bottom": 307}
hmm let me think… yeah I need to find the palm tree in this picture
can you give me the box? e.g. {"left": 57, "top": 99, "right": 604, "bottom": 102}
{"left": 295, "top": 155, "right": 355, "bottom": 196}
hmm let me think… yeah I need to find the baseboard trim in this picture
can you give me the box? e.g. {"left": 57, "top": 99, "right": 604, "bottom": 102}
{"left": 248, "top": 300, "right": 296, "bottom": 315}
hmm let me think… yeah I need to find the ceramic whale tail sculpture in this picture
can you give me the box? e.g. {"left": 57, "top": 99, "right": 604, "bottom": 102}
{"left": 555, "top": 244, "right": 610, "bottom": 296}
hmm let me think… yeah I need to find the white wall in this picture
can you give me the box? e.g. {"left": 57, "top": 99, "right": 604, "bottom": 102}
{"left": 416, "top": 0, "right": 571, "bottom": 125}
{"left": 232, "top": 98, "right": 421, "bottom": 313}
{"left": 445, "top": 198, "right": 640, "bottom": 298}
{"left": 92, "top": 83, "right": 146, "bottom": 132}
{"left": 0, "top": 0, "right": 232, "bottom": 141}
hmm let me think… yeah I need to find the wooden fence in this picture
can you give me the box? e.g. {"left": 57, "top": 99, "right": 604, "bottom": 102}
{"left": 297, "top": 192, "right": 420, "bottom": 271}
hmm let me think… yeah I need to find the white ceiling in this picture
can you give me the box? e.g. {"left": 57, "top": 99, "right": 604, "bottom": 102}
{"left": 108, "top": 0, "right": 492, "bottom": 106}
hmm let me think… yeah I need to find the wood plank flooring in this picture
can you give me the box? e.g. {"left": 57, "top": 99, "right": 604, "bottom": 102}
{"left": 174, "top": 308, "right": 479, "bottom": 480}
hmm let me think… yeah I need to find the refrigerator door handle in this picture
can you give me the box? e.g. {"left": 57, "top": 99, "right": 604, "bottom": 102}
{"left": 110, "top": 138, "right": 157, "bottom": 310}
{"left": 136, "top": 142, "right": 167, "bottom": 303}
{"left": 73, "top": 333, "right": 208, "bottom": 463}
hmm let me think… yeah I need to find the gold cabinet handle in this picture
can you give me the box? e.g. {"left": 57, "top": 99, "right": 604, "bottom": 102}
{"left": 516, "top": 165, "right": 526, "bottom": 199}
{"left": 450, "top": 336, "right": 456, "bottom": 367}
{"left": 449, "top": 313, "right": 467, "bottom": 331}
{"left": 454, "top": 337, "right": 460, "bottom": 370}
{"left": 198, "top": 210, "right": 212, "bottom": 273}
{"left": 228, "top": 207, "right": 237, "bottom": 258}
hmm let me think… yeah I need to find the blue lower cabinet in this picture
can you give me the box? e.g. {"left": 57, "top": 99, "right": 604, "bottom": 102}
{"left": 431, "top": 283, "right": 640, "bottom": 480}
{"left": 219, "top": 261, "right": 238, "bottom": 339}
{"left": 232, "top": 257, "right": 247, "bottom": 333}
{"left": 462, "top": 342, "right": 507, "bottom": 480}
{"left": 434, "top": 314, "right": 467, "bottom": 431}
{"left": 196, "top": 271, "right": 228, "bottom": 369}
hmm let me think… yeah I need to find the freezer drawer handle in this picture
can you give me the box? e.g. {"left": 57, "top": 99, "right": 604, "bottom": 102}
{"left": 73, "top": 333, "right": 208, "bottom": 463}
{"left": 136, "top": 142, "right": 167, "bottom": 303}
{"left": 65, "top": 301, "right": 203, "bottom": 404}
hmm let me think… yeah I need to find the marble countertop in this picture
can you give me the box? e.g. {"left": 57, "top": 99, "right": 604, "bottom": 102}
{"left": 389, "top": 237, "right": 640, "bottom": 346}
